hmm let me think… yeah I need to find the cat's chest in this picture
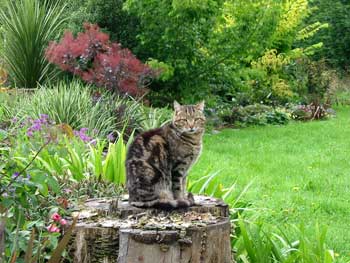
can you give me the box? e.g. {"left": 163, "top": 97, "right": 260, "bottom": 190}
{"left": 172, "top": 142, "right": 202, "bottom": 162}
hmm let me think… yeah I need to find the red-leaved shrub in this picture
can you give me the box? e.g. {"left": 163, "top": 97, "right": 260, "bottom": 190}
{"left": 46, "top": 23, "right": 156, "bottom": 97}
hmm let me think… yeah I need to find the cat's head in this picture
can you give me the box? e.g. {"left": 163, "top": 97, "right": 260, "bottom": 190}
{"left": 172, "top": 101, "right": 205, "bottom": 134}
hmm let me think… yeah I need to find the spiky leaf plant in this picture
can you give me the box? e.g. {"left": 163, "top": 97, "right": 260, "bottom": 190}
{"left": 0, "top": 0, "right": 67, "bottom": 88}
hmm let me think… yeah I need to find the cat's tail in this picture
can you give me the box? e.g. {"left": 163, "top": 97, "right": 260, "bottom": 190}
{"left": 131, "top": 193, "right": 195, "bottom": 210}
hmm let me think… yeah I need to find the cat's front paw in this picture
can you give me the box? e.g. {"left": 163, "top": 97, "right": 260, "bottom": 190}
{"left": 176, "top": 193, "right": 195, "bottom": 208}
{"left": 187, "top": 192, "right": 195, "bottom": 206}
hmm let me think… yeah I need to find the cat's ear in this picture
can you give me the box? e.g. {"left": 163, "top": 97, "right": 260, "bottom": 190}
{"left": 173, "top": 100, "right": 181, "bottom": 111}
{"left": 195, "top": 101, "right": 205, "bottom": 111}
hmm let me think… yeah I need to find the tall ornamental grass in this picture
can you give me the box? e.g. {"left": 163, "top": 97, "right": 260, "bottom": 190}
{"left": 15, "top": 81, "right": 116, "bottom": 137}
{"left": 0, "top": 0, "right": 66, "bottom": 88}
{"left": 10, "top": 80, "right": 142, "bottom": 138}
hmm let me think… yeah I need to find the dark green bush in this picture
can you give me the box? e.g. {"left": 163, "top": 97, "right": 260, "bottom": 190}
{"left": 303, "top": 0, "right": 350, "bottom": 70}
{"left": 219, "top": 104, "right": 290, "bottom": 127}
{"left": 265, "top": 110, "right": 290, "bottom": 125}
{"left": 64, "top": 0, "right": 139, "bottom": 49}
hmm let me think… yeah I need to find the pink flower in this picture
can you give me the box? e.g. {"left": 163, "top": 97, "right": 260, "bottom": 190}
{"left": 46, "top": 224, "right": 60, "bottom": 233}
{"left": 51, "top": 212, "right": 61, "bottom": 222}
{"left": 60, "top": 218, "right": 67, "bottom": 225}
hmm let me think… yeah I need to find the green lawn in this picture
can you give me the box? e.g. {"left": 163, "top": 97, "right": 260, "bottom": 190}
{"left": 191, "top": 106, "right": 350, "bottom": 262}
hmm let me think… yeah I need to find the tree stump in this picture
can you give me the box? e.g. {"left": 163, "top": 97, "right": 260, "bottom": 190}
{"left": 69, "top": 195, "right": 233, "bottom": 263}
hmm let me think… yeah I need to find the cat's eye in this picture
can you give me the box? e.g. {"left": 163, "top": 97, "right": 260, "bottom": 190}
{"left": 176, "top": 119, "right": 187, "bottom": 125}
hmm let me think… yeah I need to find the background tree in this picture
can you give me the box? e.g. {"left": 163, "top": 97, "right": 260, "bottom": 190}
{"left": 303, "top": 0, "right": 350, "bottom": 70}
{"left": 64, "top": 0, "right": 139, "bottom": 50}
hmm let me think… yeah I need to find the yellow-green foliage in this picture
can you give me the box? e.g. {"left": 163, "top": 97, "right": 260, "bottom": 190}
{"left": 297, "top": 22, "right": 328, "bottom": 41}
{"left": 252, "top": 49, "right": 290, "bottom": 73}
{"left": 274, "top": 0, "right": 327, "bottom": 55}
{"left": 247, "top": 0, "right": 328, "bottom": 103}
{"left": 251, "top": 49, "right": 294, "bottom": 100}
{"left": 103, "top": 140, "right": 126, "bottom": 185}
{"left": 275, "top": 0, "right": 308, "bottom": 39}
{"left": 172, "top": 0, "right": 214, "bottom": 11}
{"left": 271, "top": 77, "right": 293, "bottom": 99}
{"left": 146, "top": 58, "right": 174, "bottom": 81}
{"left": 214, "top": 1, "right": 236, "bottom": 33}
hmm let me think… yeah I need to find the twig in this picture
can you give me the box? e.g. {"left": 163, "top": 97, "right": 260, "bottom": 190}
{"left": 312, "top": 106, "right": 320, "bottom": 120}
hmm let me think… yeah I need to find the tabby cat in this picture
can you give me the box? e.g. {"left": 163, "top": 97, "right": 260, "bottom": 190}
{"left": 126, "top": 101, "right": 205, "bottom": 209}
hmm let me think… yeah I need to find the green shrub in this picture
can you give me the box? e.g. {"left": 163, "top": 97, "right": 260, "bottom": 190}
{"left": 305, "top": 59, "right": 333, "bottom": 104}
{"left": 219, "top": 104, "right": 290, "bottom": 127}
{"left": 284, "top": 58, "right": 334, "bottom": 104}
{"left": 0, "top": 0, "right": 67, "bottom": 88}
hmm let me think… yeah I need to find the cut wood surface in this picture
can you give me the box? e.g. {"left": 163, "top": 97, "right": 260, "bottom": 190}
{"left": 69, "top": 195, "right": 234, "bottom": 263}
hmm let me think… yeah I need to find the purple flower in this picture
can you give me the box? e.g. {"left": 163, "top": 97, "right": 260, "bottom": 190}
{"left": 26, "top": 130, "right": 33, "bottom": 137}
{"left": 40, "top": 114, "right": 49, "bottom": 120}
{"left": 81, "top": 135, "right": 92, "bottom": 143}
{"left": 74, "top": 128, "right": 93, "bottom": 143}
{"left": 31, "top": 123, "right": 42, "bottom": 131}
{"left": 39, "top": 115, "right": 49, "bottom": 124}
{"left": 12, "top": 172, "right": 20, "bottom": 179}
{"left": 2, "top": 192, "right": 8, "bottom": 197}
{"left": 107, "top": 133, "right": 114, "bottom": 141}
{"left": 26, "top": 173, "right": 31, "bottom": 180}
{"left": 11, "top": 117, "right": 18, "bottom": 123}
